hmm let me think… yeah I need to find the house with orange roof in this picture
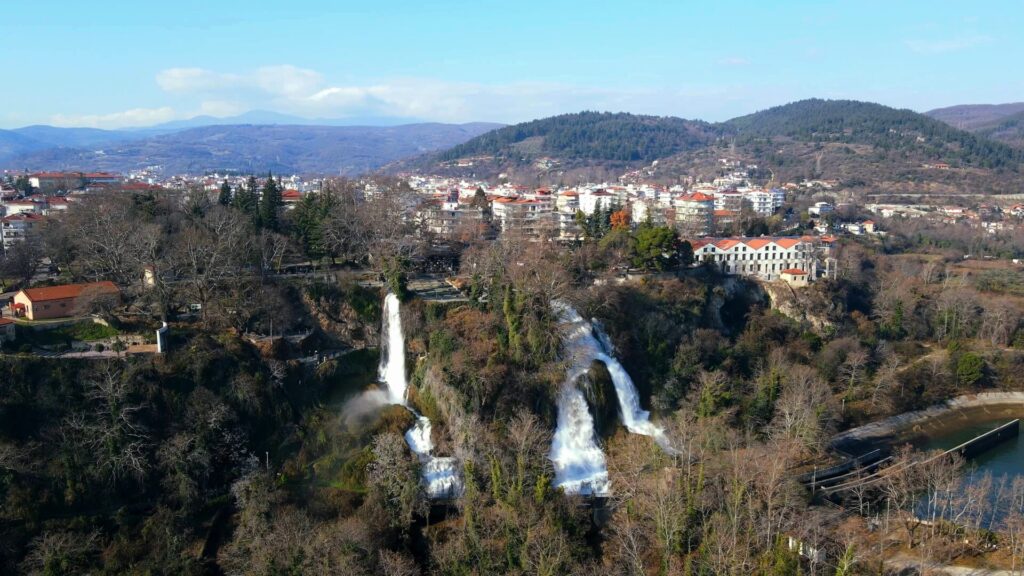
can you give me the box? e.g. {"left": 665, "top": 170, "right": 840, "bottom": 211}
{"left": 13, "top": 282, "right": 120, "bottom": 321}
{"left": 282, "top": 189, "right": 302, "bottom": 209}
{"left": 491, "top": 196, "right": 556, "bottom": 239}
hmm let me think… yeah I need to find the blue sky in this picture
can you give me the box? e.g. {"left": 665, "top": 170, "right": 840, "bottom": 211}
{"left": 2, "top": 0, "right": 1022, "bottom": 128}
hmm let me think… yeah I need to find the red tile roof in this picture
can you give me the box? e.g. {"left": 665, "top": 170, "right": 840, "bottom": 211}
{"left": 19, "top": 281, "right": 119, "bottom": 303}
{"left": 2, "top": 213, "right": 45, "bottom": 222}
{"left": 679, "top": 192, "right": 714, "bottom": 202}
{"left": 781, "top": 268, "right": 808, "bottom": 275}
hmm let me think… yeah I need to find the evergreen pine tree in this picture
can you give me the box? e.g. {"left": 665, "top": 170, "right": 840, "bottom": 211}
{"left": 218, "top": 180, "right": 232, "bottom": 206}
{"left": 233, "top": 175, "right": 259, "bottom": 218}
{"left": 259, "top": 171, "right": 282, "bottom": 230}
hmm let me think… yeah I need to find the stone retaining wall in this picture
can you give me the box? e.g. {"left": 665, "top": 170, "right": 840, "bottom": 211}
{"left": 832, "top": 392, "right": 1024, "bottom": 447}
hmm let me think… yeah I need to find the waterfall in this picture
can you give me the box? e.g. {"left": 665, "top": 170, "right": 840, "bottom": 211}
{"left": 405, "top": 415, "right": 462, "bottom": 498}
{"left": 378, "top": 292, "right": 462, "bottom": 498}
{"left": 591, "top": 325, "right": 671, "bottom": 449}
{"left": 548, "top": 302, "right": 671, "bottom": 490}
{"left": 550, "top": 385, "right": 611, "bottom": 495}
{"left": 379, "top": 293, "right": 408, "bottom": 404}
{"left": 549, "top": 301, "right": 611, "bottom": 495}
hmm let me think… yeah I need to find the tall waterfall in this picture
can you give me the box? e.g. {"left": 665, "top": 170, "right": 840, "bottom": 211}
{"left": 549, "top": 301, "right": 611, "bottom": 495}
{"left": 550, "top": 385, "right": 611, "bottom": 495}
{"left": 379, "top": 293, "right": 408, "bottom": 404}
{"left": 378, "top": 293, "right": 461, "bottom": 498}
{"left": 548, "top": 302, "right": 670, "bottom": 494}
{"left": 591, "top": 324, "right": 670, "bottom": 449}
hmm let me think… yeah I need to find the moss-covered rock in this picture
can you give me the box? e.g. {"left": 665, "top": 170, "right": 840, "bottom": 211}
{"left": 578, "top": 359, "right": 619, "bottom": 439}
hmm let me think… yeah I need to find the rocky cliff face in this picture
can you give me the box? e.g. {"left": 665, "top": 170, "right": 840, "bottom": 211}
{"left": 704, "top": 276, "right": 767, "bottom": 334}
{"left": 761, "top": 281, "right": 837, "bottom": 333}
{"left": 302, "top": 291, "right": 380, "bottom": 349}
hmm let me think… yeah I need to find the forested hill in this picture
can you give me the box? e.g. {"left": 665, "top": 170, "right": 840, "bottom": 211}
{"left": 926, "top": 103, "right": 1024, "bottom": 149}
{"left": 721, "top": 99, "right": 1023, "bottom": 170}
{"left": 437, "top": 111, "right": 716, "bottom": 163}
{"left": 416, "top": 100, "right": 1023, "bottom": 186}
{"left": 974, "top": 111, "right": 1024, "bottom": 148}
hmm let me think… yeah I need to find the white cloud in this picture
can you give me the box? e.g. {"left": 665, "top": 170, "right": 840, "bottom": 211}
{"left": 252, "top": 65, "right": 323, "bottom": 97}
{"left": 55, "top": 64, "right": 777, "bottom": 128}
{"left": 156, "top": 65, "right": 323, "bottom": 96}
{"left": 292, "top": 78, "right": 669, "bottom": 122}
{"left": 905, "top": 34, "right": 992, "bottom": 55}
{"left": 49, "top": 107, "right": 179, "bottom": 129}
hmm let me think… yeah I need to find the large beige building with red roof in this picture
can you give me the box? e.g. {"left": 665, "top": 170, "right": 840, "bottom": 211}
{"left": 689, "top": 237, "right": 820, "bottom": 281}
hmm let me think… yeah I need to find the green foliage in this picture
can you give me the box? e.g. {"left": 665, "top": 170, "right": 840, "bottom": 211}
{"left": 384, "top": 258, "right": 410, "bottom": 302}
{"left": 290, "top": 190, "right": 337, "bottom": 261}
{"left": 631, "top": 224, "right": 680, "bottom": 271}
{"left": 956, "top": 352, "right": 985, "bottom": 387}
{"left": 259, "top": 172, "right": 282, "bottom": 230}
{"left": 232, "top": 175, "right": 260, "bottom": 219}
{"left": 218, "top": 180, "right": 232, "bottom": 206}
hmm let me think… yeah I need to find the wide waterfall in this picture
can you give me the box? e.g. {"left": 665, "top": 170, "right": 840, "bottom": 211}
{"left": 550, "top": 385, "right": 611, "bottom": 495}
{"left": 378, "top": 293, "right": 461, "bottom": 498}
{"left": 548, "top": 301, "right": 670, "bottom": 495}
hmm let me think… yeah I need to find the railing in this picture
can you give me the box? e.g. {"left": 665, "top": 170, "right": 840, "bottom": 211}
{"left": 822, "top": 419, "right": 1020, "bottom": 494}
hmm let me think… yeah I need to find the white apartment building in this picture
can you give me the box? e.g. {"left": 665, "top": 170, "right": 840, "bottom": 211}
{"left": 1, "top": 212, "right": 44, "bottom": 252}
{"left": 556, "top": 191, "right": 582, "bottom": 240}
{"left": 674, "top": 193, "right": 715, "bottom": 236}
{"left": 492, "top": 197, "right": 555, "bottom": 238}
{"left": 742, "top": 189, "right": 785, "bottom": 217}
{"left": 578, "top": 190, "right": 616, "bottom": 215}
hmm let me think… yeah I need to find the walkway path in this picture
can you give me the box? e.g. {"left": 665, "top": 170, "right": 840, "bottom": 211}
{"left": 889, "top": 554, "right": 1017, "bottom": 575}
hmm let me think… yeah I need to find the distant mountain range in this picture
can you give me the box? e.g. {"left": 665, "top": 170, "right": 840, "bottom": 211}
{"left": 926, "top": 103, "right": 1024, "bottom": 149}
{"left": 1, "top": 121, "right": 502, "bottom": 175}
{"left": 402, "top": 99, "right": 1024, "bottom": 195}
{"left": 5, "top": 101, "right": 1024, "bottom": 188}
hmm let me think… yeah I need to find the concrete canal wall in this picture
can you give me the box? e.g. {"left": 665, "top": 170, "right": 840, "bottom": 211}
{"left": 832, "top": 392, "right": 1024, "bottom": 450}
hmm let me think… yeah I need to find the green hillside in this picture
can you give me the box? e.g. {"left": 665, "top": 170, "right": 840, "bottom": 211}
{"left": 722, "top": 99, "right": 1022, "bottom": 169}
{"left": 438, "top": 111, "right": 716, "bottom": 163}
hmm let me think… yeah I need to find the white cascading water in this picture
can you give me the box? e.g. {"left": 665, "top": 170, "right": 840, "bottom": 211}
{"left": 590, "top": 324, "right": 671, "bottom": 450}
{"left": 548, "top": 302, "right": 671, "bottom": 494}
{"left": 378, "top": 293, "right": 462, "bottom": 498}
{"left": 549, "top": 301, "right": 612, "bottom": 495}
{"left": 550, "top": 384, "right": 611, "bottom": 495}
{"left": 379, "top": 293, "right": 408, "bottom": 404}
